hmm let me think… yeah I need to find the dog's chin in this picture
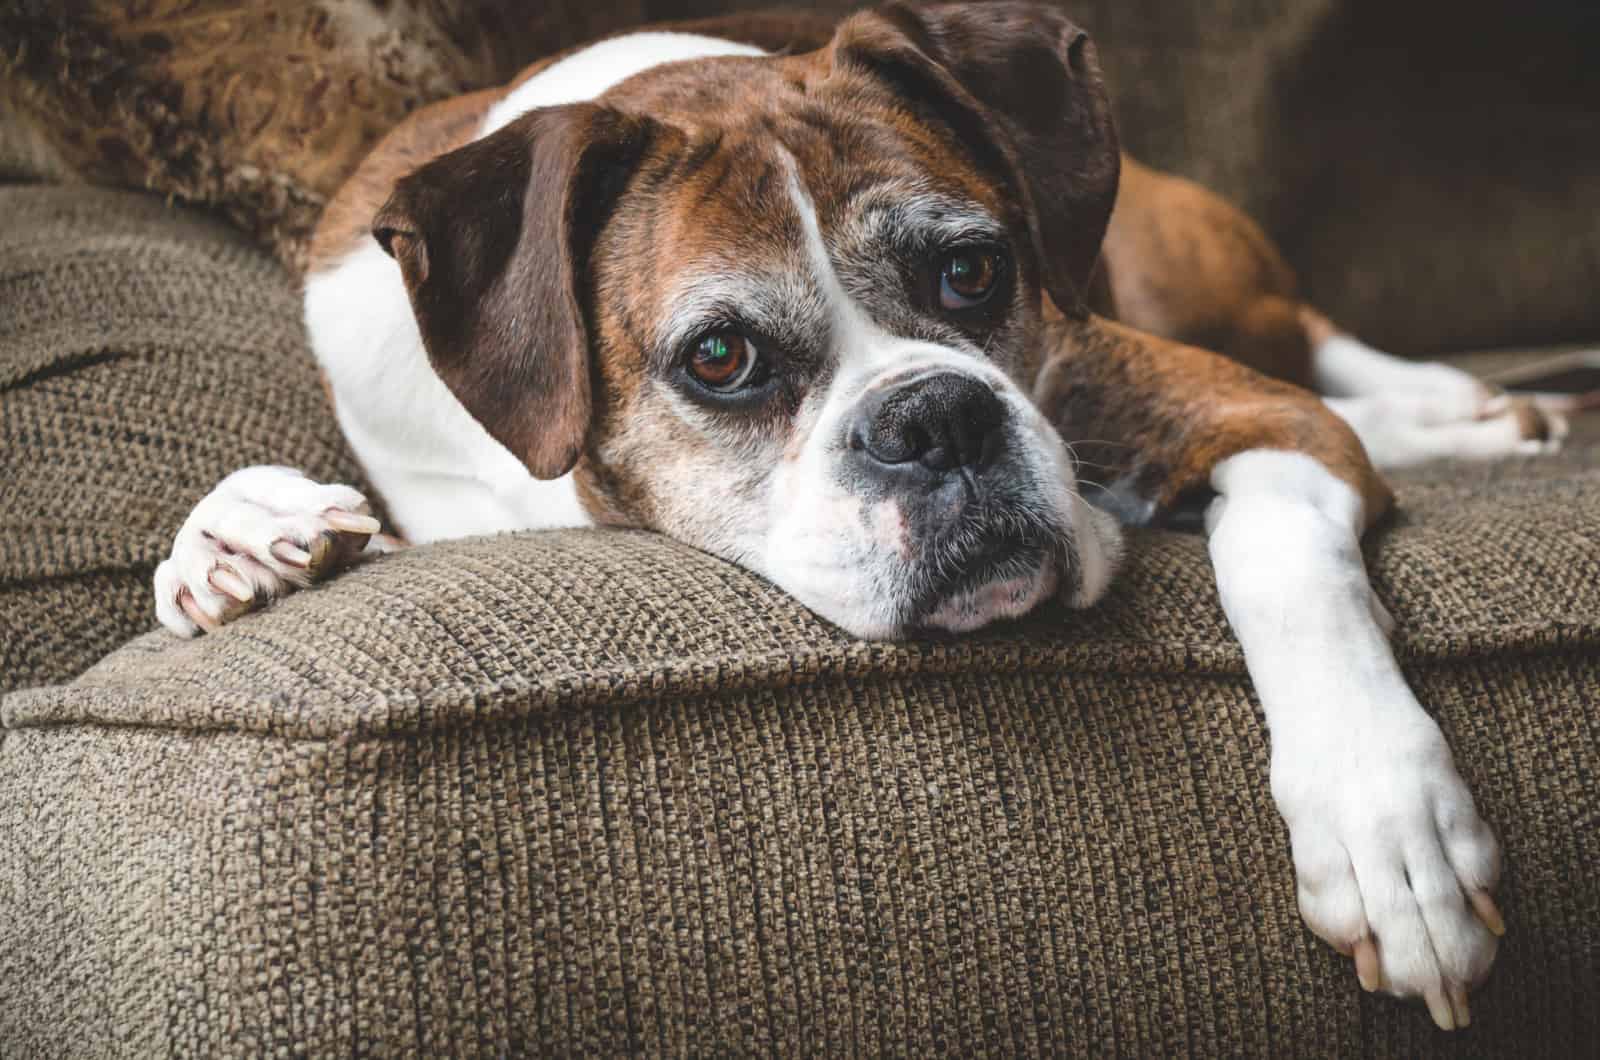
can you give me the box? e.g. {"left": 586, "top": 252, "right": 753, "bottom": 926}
{"left": 914, "top": 549, "right": 1061, "bottom": 635}
{"left": 803, "top": 543, "right": 1059, "bottom": 641}
{"left": 793, "top": 534, "right": 1069, "bottom": 641}
{"left": 906, "top": 490, "right": 1125, "bottom": 635}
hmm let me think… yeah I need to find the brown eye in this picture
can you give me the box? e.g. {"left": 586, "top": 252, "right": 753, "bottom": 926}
{"left": 939, "top": 248, "right": 1003, "bottom": 309}
{"left": 688, "top": 331, "right": 759, "bottom": 391}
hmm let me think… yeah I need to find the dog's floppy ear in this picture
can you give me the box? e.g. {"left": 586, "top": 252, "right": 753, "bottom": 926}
{"left": 372, "top": 104, "right": 654, "bottom": 479}
{"left": 833, "top": 1, "right": 1120, "bottom": 317}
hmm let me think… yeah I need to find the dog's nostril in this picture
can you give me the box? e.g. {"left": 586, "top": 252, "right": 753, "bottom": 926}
{"left": 978, "top": 426, "right": 1004, "bottom": 469}
{"left": 849, "top": 371, "right": 1008, "bottom": 474}
{"left": 898, "top": 423, "right": 932, "bottom": 464}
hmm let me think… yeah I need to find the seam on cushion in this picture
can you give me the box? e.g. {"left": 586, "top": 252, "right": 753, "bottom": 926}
{"left": 3, "top": 640, "right": 1600, "bottom": 746}
{"left": 0, "top": 553, "right": 162, "bottom": 587}
{"left": 4, "top": 631, "right": 1597, "bottom": 742}
{"left": 0, "top": 306, "right": 306, "bottom": 388}
{"left": 0, "top": 349, "right": 126, "bottom": 392}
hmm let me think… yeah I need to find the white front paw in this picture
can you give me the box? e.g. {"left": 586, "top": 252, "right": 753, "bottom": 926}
{"left": 153, "top": 466, "right": 379, "bottom": 637}
{"left": 1275, "top": 720, "right": 1504, "bottom": 1030}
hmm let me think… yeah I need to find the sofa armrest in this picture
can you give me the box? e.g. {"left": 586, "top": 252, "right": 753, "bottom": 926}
{"left": 4, "top": 475, "right": 1599, "bottom": 1054}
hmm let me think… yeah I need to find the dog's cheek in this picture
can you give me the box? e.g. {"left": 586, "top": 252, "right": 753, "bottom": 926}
{"left": 648, "top": 428, "right": 785, "bottom": 565}
{"left": 867, "top": 498, "right": 912, "bottom": 559}
{"left": 571, "top": 459, "right": 648, "bottom": 528}
{"left": 1001, "top": 303, "right": 1049, "bottom": 390}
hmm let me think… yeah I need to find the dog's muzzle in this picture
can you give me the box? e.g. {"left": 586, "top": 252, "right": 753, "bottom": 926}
{"left": 843, "top": 369, "right": 1064, "bottom": 629}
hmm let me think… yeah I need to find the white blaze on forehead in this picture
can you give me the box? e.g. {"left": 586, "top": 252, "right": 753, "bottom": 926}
{"left": 780, "top": 153, "right": 883, "bottom": 348}
{"left": 776, "top": 158, "right": 1014, "bottom": 393}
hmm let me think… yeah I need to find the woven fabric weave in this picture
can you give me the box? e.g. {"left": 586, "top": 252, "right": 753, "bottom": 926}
{"left": 3, "top": 188, "right": 1598, "bottom": 1056}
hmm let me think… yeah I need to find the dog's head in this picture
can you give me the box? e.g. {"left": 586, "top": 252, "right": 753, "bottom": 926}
{"left": 373, "top": 1, "right": 1123, "bottom": 638}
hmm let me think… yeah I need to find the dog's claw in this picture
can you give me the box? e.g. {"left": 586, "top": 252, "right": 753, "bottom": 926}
{"left": 270, "top": 541, "right": 314, "bottom": 568}
{"left": 1471, "top": 891, "right": 1506, "bottom": 937}
{"left": 179, "top": 590, "right": 219, "bottom": 633}
{"left": 1424, "top": 987, "right": 1455, "bottom": 1031}
{"left": 154, "top": 466, "right": 381, "bottom": 637}
{"left": 1354, "top": 937, "right": 1381, "bottom": 992}
{"left": 209, "top": 567, "right": 254, "bottom": 603}
{"left": 1449, "top": 982, "right": 1471, "bottom": 1028}
{"left": 325, "top": 509, "right": 381, "bottom": 535}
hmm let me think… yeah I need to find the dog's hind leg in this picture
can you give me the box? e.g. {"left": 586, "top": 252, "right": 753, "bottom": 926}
{"left": 1097, "top": 157, "right": 1565, "bottom": 467}
{"left": 1323, "top": 391, "right": 1564, "bottom": 468}
{"left": 1302, "top": 307, "right": 1567, "bottom": 467}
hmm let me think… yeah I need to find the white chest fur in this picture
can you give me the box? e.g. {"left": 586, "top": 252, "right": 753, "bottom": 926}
{"left": 302, "top": 32, "right": 763, "bottom": 544}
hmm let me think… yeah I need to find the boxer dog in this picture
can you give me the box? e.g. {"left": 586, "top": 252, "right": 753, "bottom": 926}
{"left": 154, "top": 2, "right": 1564, "bottom": 1029}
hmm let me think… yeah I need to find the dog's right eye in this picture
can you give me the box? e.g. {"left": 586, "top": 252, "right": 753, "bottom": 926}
{"left": 939, "top": 249, "right": 999, "bottom": 307}
{"left": 687, "top": 331, "right": 761, "bottom": 392}
{"left": 936, "top": 246, "right": 1005, "bottom": 311}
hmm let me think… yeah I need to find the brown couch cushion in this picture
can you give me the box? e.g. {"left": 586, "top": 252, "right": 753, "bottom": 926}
{"left": 3, "top": 489, "right": 1598, "bottom": 1055}
{"left": 2, "top": 183, "right": 1599, "bottom": 1055}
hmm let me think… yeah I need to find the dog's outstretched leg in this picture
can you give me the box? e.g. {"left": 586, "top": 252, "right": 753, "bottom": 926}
{"left": 1036, "top": 314, "right": 1503, "bottom": 1030}
{"left": 1203, "top": 449, "right": 1500, "bottom": 1030}
{"left": 153, "top": 466, "right": 386, "bottom": 637}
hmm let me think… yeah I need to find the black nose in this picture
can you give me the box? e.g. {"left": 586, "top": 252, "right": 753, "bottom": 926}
{"left": 847, "top": 371, "right": 1008, "bottom": 476}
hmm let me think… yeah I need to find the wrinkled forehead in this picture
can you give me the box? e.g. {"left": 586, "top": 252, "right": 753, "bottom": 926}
{"left": 603, "top": 57, "right": 1019, "bottom": 352}
{"left": 661, "top": 172, "right": 1008, "bottom": 339}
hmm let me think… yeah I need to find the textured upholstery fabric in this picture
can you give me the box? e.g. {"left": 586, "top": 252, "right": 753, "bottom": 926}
{"left": 3, "top": 187, "right": 1599, "bottom": 1055}
{"left": 3, "top": 534, "right": 1599, "bottom": 1057}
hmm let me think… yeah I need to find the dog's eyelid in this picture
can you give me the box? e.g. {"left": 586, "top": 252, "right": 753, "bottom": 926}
{"left": 652, "top": 309, "right": 738, "bottom": 374}
{"left": 871, "top": 220, "right": 1006, "bottom": 257}
{"left": 940, "top": 225, "right": 1008, "bottom": 249}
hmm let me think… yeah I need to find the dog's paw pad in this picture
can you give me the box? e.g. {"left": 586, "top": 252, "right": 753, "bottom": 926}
{"left": 1484, "top": 393, "right": 1568, "bottom": 449}
{"left": 1333, "top": 384, "right": 1570, "bottom": 467}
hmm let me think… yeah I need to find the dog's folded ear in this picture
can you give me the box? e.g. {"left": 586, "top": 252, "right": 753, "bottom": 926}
{"left": 373, "top": 104, "right": 655, "bottom": 480}
{"left": 833, "top": 1, "right": 1120, "bottom": 318}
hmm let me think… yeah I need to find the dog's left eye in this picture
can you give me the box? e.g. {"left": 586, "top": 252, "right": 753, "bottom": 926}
{"left": 687, "top": 330, "right": 761, "bottom": 391}
{"left": 938, "top": 247, "right": 1004, "bottom": 310}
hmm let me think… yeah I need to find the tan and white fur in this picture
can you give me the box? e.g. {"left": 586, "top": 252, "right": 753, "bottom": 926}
{"left": 152, "top": 3, "right": 1565, "bottom": 1031}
